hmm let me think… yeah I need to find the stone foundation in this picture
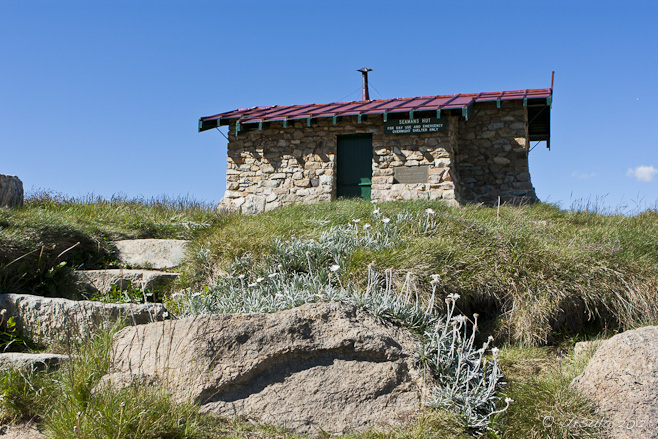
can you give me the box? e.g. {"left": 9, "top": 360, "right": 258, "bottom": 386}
{"left": 219, "top": 102, "right": 536, "bottom": 214}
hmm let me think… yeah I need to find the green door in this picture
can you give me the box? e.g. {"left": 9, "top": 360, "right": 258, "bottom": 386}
{"left": 337, "top": 134, "right": 373, "bottom": 200}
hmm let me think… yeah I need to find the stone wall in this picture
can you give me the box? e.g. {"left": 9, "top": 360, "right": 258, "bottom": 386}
{"left": 219, "top": 115, "right": 460, "bottom": 214}
{"left": 370, "top": 114, "right": 459, "bottom": 205}
{"left": 455, "top": 101, "right": 537, "bottom": 204}
{"left": 219, "top": 101, "right": 536, "bottom": 214}
{"left": 221, "top": 118, "right": 342, "bottom": 214}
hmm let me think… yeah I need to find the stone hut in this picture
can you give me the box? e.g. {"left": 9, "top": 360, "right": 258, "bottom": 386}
{"left": 199, "top": 83, "right": 551, "bottom": 214}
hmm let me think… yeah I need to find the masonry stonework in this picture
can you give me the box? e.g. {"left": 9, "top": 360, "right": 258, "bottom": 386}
{"left": 218, "top": 101, "right": 537, "bottom": 215}
{"left": 455, "top": 101, "right": 537, "bottom": 204}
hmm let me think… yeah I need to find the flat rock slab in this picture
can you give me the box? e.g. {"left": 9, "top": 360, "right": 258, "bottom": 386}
{"left": 113, "top": 239, "right": 188, "bottom": 269}
{"left": 0, "top": 352, "right": 68, "bottom": 371}
{"left": 0, "top": 294, "right": 167, "bottom": 346}
{"left": 100, "top": 302, "right": 427, "bottom": 434}
{"left": 76, "top": 269, "right": 180, "bottom": 294}
{"left": 572, "top": 326, "right": 658, "bottom": 439}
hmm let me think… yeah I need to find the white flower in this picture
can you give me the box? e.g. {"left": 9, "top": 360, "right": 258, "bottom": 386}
{"left": 451, "top": 315, "right": 466, "bottom": 324}
{"left": 268, "top": 273, "right": 277, "bottom": 278}
{"left": 371, "top": 200, "right": 378, "bottom": 204}
{"left": 492, "top": 347, "right": 499, "bottom": 357}
{"left": 505, "top": 397, "right": 514, "bottom": 404}
{"left": 373, "top": 208, "right": 381, "bottom": 215}
{"left": 256, "top": 277, "right": 264, "bottom": 283}
{"left": 162, "top": 311, "right": 169, "bottom": 318}
{"left": 382, "top": 217, "right": 390, "bottom": 224}
{"left": 330, "top": 264, "right": 340, "bottom": 272}
{"left": 237, "top": 274, "right": 245, "bottom": 279}
{"left": 352, "top": 219, "right": 361, "bottom": 223}
{"left": 191, "top": 292, "right": 202, "bottom": 297}
{"left": 248, "top": 282, "right": 257, "bottom": 287}
{"left": 363, "top": 223, "right": 371, "bottom": 229}
{"left": 425, "top": 208, "right": 435, "bottom": 215}
{"left": 447, "top": 293, "right": 461, "bottom": 301}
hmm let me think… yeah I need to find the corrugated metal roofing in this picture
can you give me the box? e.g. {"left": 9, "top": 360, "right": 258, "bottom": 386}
{"left": 199, "top": 88, "right": 552, "bottom": 132}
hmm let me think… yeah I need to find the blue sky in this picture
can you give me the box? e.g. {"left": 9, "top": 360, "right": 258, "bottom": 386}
{"left": 2, "top": 1, "right": 657, "bottom": 212}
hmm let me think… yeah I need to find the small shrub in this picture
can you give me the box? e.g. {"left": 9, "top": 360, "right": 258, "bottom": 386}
{"left": 1, "top": 310, "right": 29, "bottom": 352}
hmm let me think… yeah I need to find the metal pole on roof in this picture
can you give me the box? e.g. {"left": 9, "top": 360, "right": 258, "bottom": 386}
{"left": 357, "top": 67, "right": 372, "bottom": 101}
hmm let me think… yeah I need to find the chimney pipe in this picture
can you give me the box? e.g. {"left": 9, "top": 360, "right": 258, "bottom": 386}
{"left": 357, "top": 67, "right": 372, "bottom": 101}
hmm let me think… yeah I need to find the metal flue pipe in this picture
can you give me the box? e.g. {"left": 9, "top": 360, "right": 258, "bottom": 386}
{"left": 357, "top": 67, "right": 372, "bottom": 101}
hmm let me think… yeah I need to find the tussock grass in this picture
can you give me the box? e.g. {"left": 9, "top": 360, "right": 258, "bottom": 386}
{"left": 494, "top": 345, "right": 604, "bottom": 438}
{"left": 0, "top": 364, "right": 53, "bottom": 423}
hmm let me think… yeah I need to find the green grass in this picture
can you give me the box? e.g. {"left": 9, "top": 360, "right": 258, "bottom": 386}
{"left": 4, "top": 195, "right": 658, "bottom": 342}
{"left": 3, "top": 194, "right": 658, "bottom": 437}
{"left": 183, "top": 199, "right": 658, "bottom": 345}
{"left": 0, "top": 363, "right": 53, "bottom": 423}
{"left": 494, "top": 344, "right": 604, "bottom": 438}
{"left": 1, "top": 321, "right": 204, "bottom": 438}
{"left": 0, "top": 336, "right": 601, "bottom": 439}
{"left": 0, "top": 192, "right": 221, "bottom": 296}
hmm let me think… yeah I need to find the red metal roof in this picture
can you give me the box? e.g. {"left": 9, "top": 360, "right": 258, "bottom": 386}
{"left": 199, "top": 88, "right": 552, "bottom": 131}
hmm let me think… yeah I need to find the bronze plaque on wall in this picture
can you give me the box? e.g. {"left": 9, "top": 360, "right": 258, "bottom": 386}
{"left": 394, "top": 166, "right": 429, "bottom": 184}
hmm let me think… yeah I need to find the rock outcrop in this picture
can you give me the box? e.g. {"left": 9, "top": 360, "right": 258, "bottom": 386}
{"left": 0, "top": 174, "right": 24, "bottom": 208}
{"left": 572, "top": 326, "right": 658, "bottom": 439}
{"left": 113, "top": 239, "right": 188, "bottom": 269}
{"left": 100, "top": 302, "right": 427, "bottom": 434}
{"left": 0, "top": 294, "right": 166, "bottom": 346}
